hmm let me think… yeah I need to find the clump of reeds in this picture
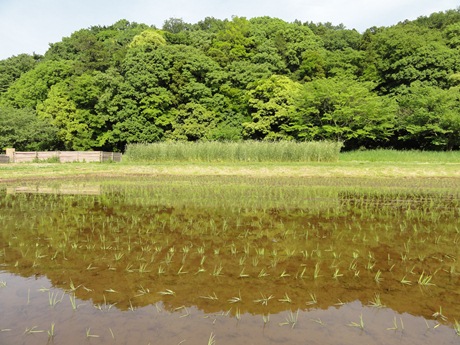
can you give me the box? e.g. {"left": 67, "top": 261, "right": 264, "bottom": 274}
{"left": 124, "top": 140, "right": 343, "bottom": 163}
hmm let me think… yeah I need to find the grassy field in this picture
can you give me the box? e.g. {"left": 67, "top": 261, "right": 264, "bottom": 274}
{"left": 1, "top": 149, "right": 460, "bottom": 181}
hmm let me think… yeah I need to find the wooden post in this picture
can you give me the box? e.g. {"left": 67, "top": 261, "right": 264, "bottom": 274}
{"left": 5, "top": 148, "right": 15, "bottom": 163}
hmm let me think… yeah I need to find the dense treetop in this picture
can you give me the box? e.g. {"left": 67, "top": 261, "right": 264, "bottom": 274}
{"left": 1, "top": 10, "right": 460, "bottom": 152}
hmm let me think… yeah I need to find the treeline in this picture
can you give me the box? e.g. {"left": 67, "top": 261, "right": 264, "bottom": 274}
{"left": 1, "top": 9, "right": 460, "bottom": 152}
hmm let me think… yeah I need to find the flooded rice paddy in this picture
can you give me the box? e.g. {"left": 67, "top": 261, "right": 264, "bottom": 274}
{"left": 1, "top": 175, "right": 460, "bottom": 344}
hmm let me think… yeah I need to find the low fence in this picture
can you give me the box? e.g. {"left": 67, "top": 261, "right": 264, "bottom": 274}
{"left": 0, "top": 154, "right": 9, "bottom": 164}
{"left": 5, "top": 149, "right": 122, "bottom": 163}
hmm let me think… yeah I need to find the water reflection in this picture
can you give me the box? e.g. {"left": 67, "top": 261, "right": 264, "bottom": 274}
{"left": 1, "top": 177, "right": 460, "bottom": 344}
{"left": 1, "top": 272, "right": 459, "bottom": 345}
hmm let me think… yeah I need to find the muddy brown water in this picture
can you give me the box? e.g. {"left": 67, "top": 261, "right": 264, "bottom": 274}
{"left": 1, "top": 176, "right": 459, "bottom": 344}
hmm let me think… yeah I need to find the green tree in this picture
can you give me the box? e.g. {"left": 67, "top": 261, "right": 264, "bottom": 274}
{"left": 0, "top": 107, "right": 58, "bottom": 150}
{"left": 0, "top": 60, "right": 73, "bottom": 109}
{"left": 300, "top": 77, "right": 396, "bottom": 148}
{"left": 243, "top": 75, "right": 303, "bottom": 140}
{"left": 366, "top": 23, "right": 459, "bottom": 92}
{"left": 129, "top": 29, "right": 166, "bottom": 50}
{"left": 208, "top": 16, "right": 254, "bottom": 65}
{"left": 0, "top": 54, "right": 40, "bottom": 94}
{"left": 395, "top": 82, "right": 460, "bottom": 150}
{"left": 36, "top": 76, "right": 107, "bottom": 150}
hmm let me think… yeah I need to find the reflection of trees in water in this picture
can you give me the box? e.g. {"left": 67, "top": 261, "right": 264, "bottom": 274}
{"left": 1, "top": 179, "right": 459, "bottom": 322}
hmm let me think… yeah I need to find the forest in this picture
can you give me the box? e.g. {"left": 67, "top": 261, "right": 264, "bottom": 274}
{"left": 1, "top": 8, "right": 460, "bottom": 152}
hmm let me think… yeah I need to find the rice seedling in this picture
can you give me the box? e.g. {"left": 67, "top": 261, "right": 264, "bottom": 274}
{"left": 278, "top": 293, "right": 292, "bottom": 304}
{"left": 158, "top": 289, "right": 175, "bottom": 296}
{"left": 163, "top": 252, "right": 174, "bottom": 265}
{"left": 199, "top": 292, "right": 218, "bottom": 301}
{"left": 24, "top": 326, "right": 45, "bottom": 335}
{"left": 229, "top": 243, "right": 237, "bottom": 256}
{"left": 335, "top": 299, "right": 346, "bottom": 306}
{"left": 1, "top": 280, "right": 8, "bottom": 287}
{"left": 48, "top": 291, "right": 64, "bottom": 307}
{"left": 368, "top": 294, "right": 386, "bottom": 308}
{"left": 310, "top": 318, "right": 326, "bottom": 326}
{"left": 374, "top": 270, "right": 383, "bottom": 284}
{"left": 305, "top": 293, "right": 317, "bottom": 306}
{"left": 386, "top": 317, "right": 399, "bottom": 331}
{"left": 196, "top": 246, "right": 205, "bottom": 255}
{"left": 279, "top": 270, "right": 290, "bottom": 278}
{"left": 69, "top": 293, "right": 84, "bottom": 310}
{"left": 254, "top": 293, "right": 274, "bottom": 306}
{"left": 258, "top": 268, "right": 269, "bottom": 278}
{"left": 135, "top": 285, "right": 150, "bottom": 297}
{"left": 105, "top": 288, "right": 118, "bottom": 293}
{"left": 47, "top": 322, "right": 55, "bottom": 339}
{"left": 418, "top": 271, "right": 435, "bottom": 286}
{"left": 297, "top": 266, "right": 307, "bottom": 279}
{"left": 86, "top": 328, "right": 99, "bottom": 338}
{"left": 212, "top": 264, "right": 224, "bottom": 277}
{"left": 255, "top": 247, "right": 265, "bottom": 257}
{"left": 400, "top": 275, "right": 412, "bottom": 285}
{"left": 207, "top": 332, "right": 216, "bottom": 345}
{"left": 177, "top": 265, "right": 188, "bottom": 275}
{"left": 239, "top": 267, "right": 249, "bottom": 278}
{"left": 86, "top": 263, "right": 98, "bottom": 270}
{"left": 332, "top": 268, "right": 343, "bottom": 280}
{"left": 235, "top": 307, "right": 241, "bottom": 321}
{"left": 348, "top": 314, "right": 365, "bottom": 330}
{"left": 94, "top": 295, "right": 117, "bottom": 311}
{"left": 228, "top": 291, "right": 242, "bottom": 304}
{"left": 432, "top": 306, "right": 447, "bottom": 321}
{"left": 270, "top": 257, "right": 279, "bottom": 268}
{"left": 263, "top": 313, "right": 270, "bottom": 324}
{"left": 114, "top": 252, "right": 124, "bottom": 261}
{"left": 454, "top": 320, "right": 460, "bottom": 336}
{"left": 175, "top": 306, "right": 190, "bottom": 318}
{"left": 313, "top": 262, "right": 321, "bottom": 280}
{"left": 279, "top": 310, "right": 299, "bottom": 329}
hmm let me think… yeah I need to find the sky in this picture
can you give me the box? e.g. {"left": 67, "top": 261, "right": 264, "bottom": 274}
{"left": 0, "top": 0, "right": 458, "bottom": 60}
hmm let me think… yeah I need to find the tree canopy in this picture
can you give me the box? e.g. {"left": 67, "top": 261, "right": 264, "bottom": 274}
{"left": 1, "top": 9, "right": 460, "bottom": 151}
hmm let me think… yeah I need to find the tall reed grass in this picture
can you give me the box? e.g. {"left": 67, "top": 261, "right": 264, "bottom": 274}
{"left": 124, "top": 141, "right": 343, "bottom": 163}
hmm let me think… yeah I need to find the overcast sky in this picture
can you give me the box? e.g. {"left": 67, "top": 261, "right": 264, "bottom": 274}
{"left": 0, "top": 0, "right": 458, "bottom": 60}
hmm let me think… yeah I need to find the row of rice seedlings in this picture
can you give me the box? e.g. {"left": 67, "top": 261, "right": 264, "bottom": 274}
{"left": 2, "top": 183, "right": 459, "bottom": 319}
{"left": 11, "top": 314, "right": 460, "bottom": 345}
{"left": 5, "top": 275, "right": 460, "bottom": 341}
{"left": 5, "top": 211, "right": 455, "bottom": 282}
{"left": 7, "top": 220, "right": 455, "bottom": 283}
{"left": 124, "top": 140, "right": 343, "bottom": 163}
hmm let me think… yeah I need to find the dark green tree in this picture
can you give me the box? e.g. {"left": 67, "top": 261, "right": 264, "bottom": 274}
{"left": 300, "top": 77, "right": 397, "bottom": 148}
{"left": 395, "top": 82, "right": 460, "bottom": 150}
{"left": 0, "top": 107, "right": 59, "bottom": 150}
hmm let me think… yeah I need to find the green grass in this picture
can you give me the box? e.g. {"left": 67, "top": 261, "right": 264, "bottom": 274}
{"left": 124, "top": 141, "right": 343, "bottom": 163}
{"left": 1, "top": 147, "right": 460, "bottom": 181}
{"left": 340, "top": 149, "right": 460, "bottom": 163}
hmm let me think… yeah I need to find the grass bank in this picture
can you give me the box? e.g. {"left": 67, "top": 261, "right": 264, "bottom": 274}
{"left": 124, "top": 141, "right": 343, "bottom": 163}
{"left": 1, "top": 156, "right": 460, "bottom": 183}
{"left": 341, "top": 149, "right": 460, "bottom": 163}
